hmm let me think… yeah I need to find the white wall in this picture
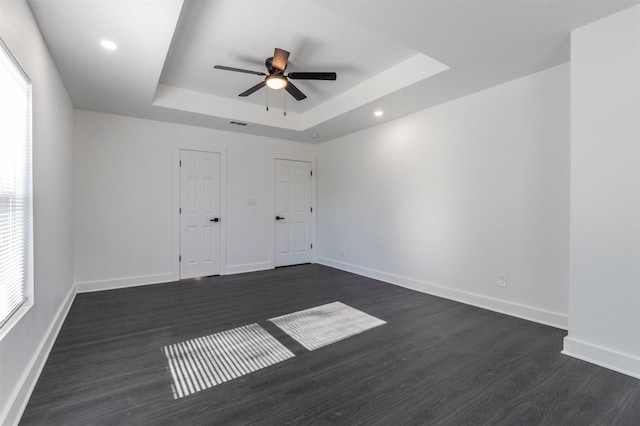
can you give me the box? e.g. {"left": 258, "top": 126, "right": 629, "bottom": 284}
{"left": 563, "top": 5, "right": 640, "bottom": 378}
{"left": 317, "top": 64, "right": 570, "bottom": 328}
{"left": 0, "top": 0, "right": 75, "bottom": 424}
{"left": 74, "top": 110, "right": 315, "bottom": 289}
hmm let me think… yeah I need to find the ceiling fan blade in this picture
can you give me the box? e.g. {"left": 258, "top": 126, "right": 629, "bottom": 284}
{"left": 214, "top": 65, "right": 266, "bottom": 76}
{"left": 239, "top": 81, "right": 266, "bottom": 97}
{"left": 285, "top": 80, "right": 307, "bottom": 101}
{"left": 272, "top": 48, "right": 290, "bottom": 72}
{"left": 287, "top": 72, "right": 337, "bottom": 80}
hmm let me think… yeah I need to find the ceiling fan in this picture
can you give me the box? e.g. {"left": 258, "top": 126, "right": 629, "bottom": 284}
{"left": 214, "top": 48, "right": 337, "bottom": 101}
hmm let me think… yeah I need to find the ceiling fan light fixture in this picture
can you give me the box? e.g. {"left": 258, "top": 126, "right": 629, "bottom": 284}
{"left": 266, "top": 74, "right": 287, "bottom": 90}
{"left": 214, "top": 47, "right": 335, "bottom": 101}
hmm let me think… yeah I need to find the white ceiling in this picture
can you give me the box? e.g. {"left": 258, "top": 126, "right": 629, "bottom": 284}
{"left": 160, "top": 0, "right": 419, "bottom": 113}
{"left": 28, "top": 0, "right": 639, "bottom": 143}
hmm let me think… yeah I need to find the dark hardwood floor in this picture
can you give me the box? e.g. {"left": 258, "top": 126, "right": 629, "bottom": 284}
{"left": 21, "top": 264, "right": 640, "bottom": 425}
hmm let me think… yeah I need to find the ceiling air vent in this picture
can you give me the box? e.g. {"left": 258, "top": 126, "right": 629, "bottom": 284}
{"left": 229, "top": 121, "right": 247, "bottom": 126}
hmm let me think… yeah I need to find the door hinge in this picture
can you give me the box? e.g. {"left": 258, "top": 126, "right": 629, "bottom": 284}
{"left": 179, "top": 208, "right": 181, "bottom": 214}
{"left": 310, "top": 207, "right": 313, "bottom": 213}
{"left": 179, "top": 255, "right": 181, "bottom": 262}
{"left": 179, "top": 160, "right": 182, "bottom": 167}
{"left": 310, "top": 243, "right": 313, "bottom": 249}
{"left": 310, "top": 170, "right": 313, "bottom": 176}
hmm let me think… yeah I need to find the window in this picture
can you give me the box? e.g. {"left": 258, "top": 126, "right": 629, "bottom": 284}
{"left": 0, "top": 38, "right": 32, "bottom": 332}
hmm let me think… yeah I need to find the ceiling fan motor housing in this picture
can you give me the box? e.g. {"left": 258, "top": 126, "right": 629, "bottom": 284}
{"left": 266, "top": 57, "right": 286, "bottom": 74}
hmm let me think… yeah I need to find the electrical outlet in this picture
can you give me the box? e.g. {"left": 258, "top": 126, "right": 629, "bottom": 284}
{"left": 497, "top": 274, "right": 507, "bottom": 288}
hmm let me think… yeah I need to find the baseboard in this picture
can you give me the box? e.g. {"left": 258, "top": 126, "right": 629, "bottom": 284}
{"left": 75, "top": 272, "right": 177, "bottom": 293}
{"left": 562, "top": 337, "right": 640, "bottom": 379}
{"left": 1, "top": 286, "right": 77, "bottom": 426}
{"left": 224, "top": 262, "right": 273, "bottom": 275}
{"left": 316, "top": 257, "right": 568, "bottom": 330}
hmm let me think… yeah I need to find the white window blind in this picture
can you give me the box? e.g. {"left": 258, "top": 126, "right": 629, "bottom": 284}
{"left": 0, "top": 39, "right": 32, "bottom": 330}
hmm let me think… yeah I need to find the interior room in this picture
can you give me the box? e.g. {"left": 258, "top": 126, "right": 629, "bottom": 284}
{"left": 1, "top": 0, "right": 639, "bottom": 424}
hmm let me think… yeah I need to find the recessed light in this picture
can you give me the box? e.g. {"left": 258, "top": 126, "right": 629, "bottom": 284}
{"left": 100, "top": 39, "right": 117, "bottom": 51}
{"left": 374, "top": 110, "right": 384, "bottom": 117}
{"left": 311, "top": 134, "right": 318, "bottom": 139}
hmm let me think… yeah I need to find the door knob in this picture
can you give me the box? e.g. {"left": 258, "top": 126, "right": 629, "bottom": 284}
{"left": 210, "top": 218, "right": 220, "bottom": 222}
{"left": 275, "top": 216, "right": 285, "bottom": 220}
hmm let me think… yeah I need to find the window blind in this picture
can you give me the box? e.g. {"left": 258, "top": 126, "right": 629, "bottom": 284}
{"left": 0, "top": 39, "right": 32, "bottom": 330}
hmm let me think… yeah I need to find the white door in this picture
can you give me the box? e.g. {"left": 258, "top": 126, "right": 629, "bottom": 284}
{"left": 275, "top": 159, "right": 313, "bottom": 267}
{"left": 180, "top": 150, "right": 221, "bottom": 279}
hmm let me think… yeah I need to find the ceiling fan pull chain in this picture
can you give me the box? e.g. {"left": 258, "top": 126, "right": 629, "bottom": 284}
{"left": 266, "top": 88, "right": 269, "bottom": 111}
{"left": 284, "top": 91, "right": 286, "bottom": 116}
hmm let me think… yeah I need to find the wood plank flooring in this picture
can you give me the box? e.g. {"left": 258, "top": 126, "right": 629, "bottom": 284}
{"left": 20, "top": 264, "right": 640, "bottom": 425}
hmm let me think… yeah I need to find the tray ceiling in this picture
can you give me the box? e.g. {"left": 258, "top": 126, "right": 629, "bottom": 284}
{"left": 28, "top": 0, "right": 639, "bottom": 143}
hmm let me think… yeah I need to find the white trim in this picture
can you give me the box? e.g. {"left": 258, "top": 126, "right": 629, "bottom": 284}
{"left": 224, "top": 262, "right": 273, "bottom": 275}
{"left": 0, "top": 286, "right": 76, "bottom": 426}
{"left": 75, "top": 273, "right": 175, "bottom": 293}
{"left": 174, "top": 143, "right": 228, "bottom": 277}
{"left": 317, "top": 257, "right": 568, "bottom": 330}
{"left": 562, "top": 337, "right": 640, "bottom": 379}
{"left": 0, "top": 301, "right": 32, "bottom": 342}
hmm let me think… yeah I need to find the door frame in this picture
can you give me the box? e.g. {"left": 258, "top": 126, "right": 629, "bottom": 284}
{"left": 270, "top": 154, "right": 317, "bottom": 269}
{"left": 173, "top": 143, "right": 227, "bottom": 280}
